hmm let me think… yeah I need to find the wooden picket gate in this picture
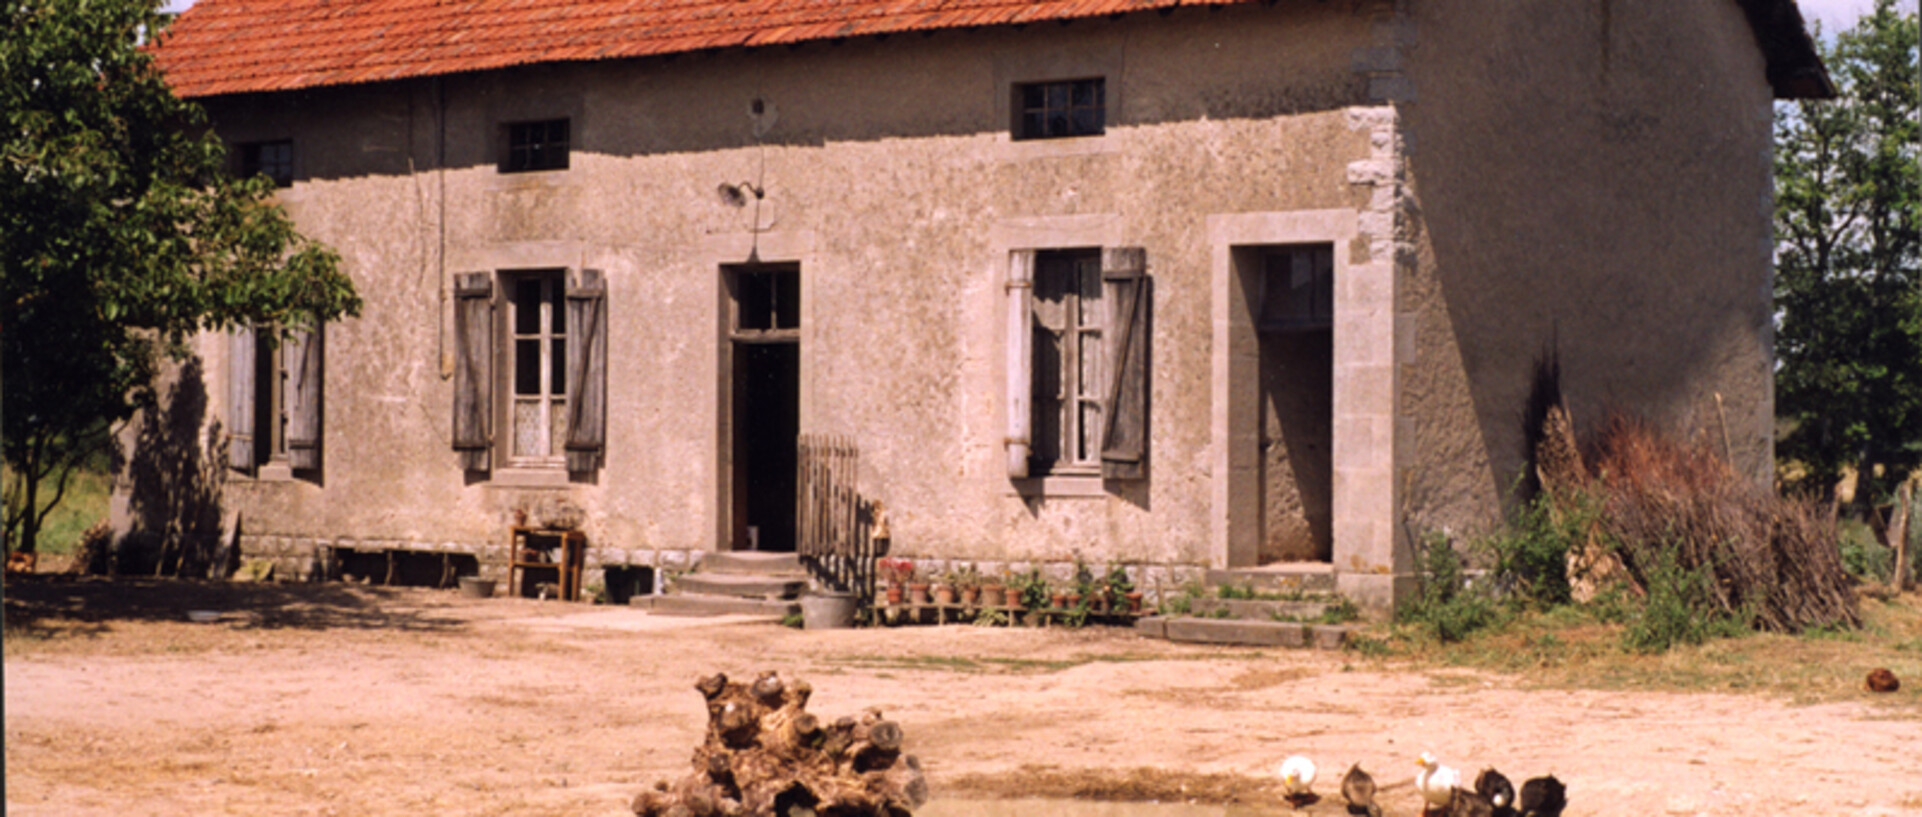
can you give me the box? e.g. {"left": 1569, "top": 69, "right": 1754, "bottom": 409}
{"left": 795, "top": 434, "right": 878, "bottom": 611}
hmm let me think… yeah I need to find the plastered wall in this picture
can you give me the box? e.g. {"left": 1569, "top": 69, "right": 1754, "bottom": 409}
{"left": 138, "top": 4, "right": 1379, "bottom": 581}
{"left": 115, "top": 0, "right": 1784, "bottom": 609}
{"left": 1393, "top": 0, "right": 1778, "bottom": 546}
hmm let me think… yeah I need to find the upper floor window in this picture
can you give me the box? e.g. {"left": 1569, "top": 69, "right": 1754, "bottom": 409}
{"left": 238, "top": 140, "right": 293, "bottom": 187}
{"left": 502, "top": 119, "right": 570, "bottom": 173}
{"left": 1014, "top": 78, "right": 1105, "bottom": 141}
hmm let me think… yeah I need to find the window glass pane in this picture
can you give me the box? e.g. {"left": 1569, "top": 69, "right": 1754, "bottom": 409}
{"left": 1047, "top": 112, "right": 1069, "bottom": 137}
{"left": 1046, "top": 82, "right": 1070, "bottom": 109}
{"left": 550, "top": 400, "right": 568, "bottom": 460}
{"left": 775, "top": 270, "right": 800, "bottom": 329}
{"left": 515, "top": 280, "right": 541, "bottom": 334}
{"left": 514, "top": 400, "right": 543, "bottom": 457}
{"left": 1079, "top": 331, "right": 1103, "bottom": 400}
{"left": 550, "top": 338, "right": 566, "bottom": 396}
{"left": 1076, "top": 260, "right": 1102, "bottom": 323}
{"left": 1079, "top": 402, "right": 1102, "bottom": 463}
{"left": 551, "top": 286, "right": 565, "bottom": 334}
{"left": 515, "top": 339, "right": 541, "bottom": 395}
{"left": 1022, "top": 84, "right": 1046, "bottom": 110}
{"left": 1072, "top": 107, "right": 1101, "bottom": 135}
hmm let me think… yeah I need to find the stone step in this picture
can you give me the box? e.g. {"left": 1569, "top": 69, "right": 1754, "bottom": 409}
{"left": 1187, "top": 597, "right": 1338, "bottom": 622}
{"left": 675, "top": 572, "right": 805, "bottom": 599}
{"left": 1137, "top": 615, "right": 1352, "bottom": 649}
{"left": 632, "top": 593, "right": 799, "bottom": 618}
{"left": 1205, "top": 563, "right": 1336, "bottom": 595}
{"left": 701, "top": 551, "right": 803, "bottom": 576}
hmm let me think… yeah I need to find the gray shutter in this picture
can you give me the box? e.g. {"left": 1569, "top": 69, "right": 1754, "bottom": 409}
{"left": 285, "top": 324, "right": 323, "bottom": 470}
{"left": 1100, "top": 247, "right": 1149, "bottom": 480}
{"left": 228, "top": 328, "right": 256, "bottom": 470}
{"left": 1005, "top": 250, "right": 1035, "bottom": 479}
{"left": 564, "top": 268, "right": 607, "bottom": 472}
{"left": 452, "top": 272, "right": 494, "bottom": 471}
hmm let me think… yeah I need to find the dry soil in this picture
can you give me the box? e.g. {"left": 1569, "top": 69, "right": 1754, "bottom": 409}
{"left": 5, "top": 577, "right": 1920, "bottom": 816}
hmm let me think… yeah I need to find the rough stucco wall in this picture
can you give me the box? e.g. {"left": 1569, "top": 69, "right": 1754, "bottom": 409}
{"left": 1396, "top": 0, "right": 1778, "bottom": 540}
{"left": 171, "top": 4, "right": 1375, "bottom": 572}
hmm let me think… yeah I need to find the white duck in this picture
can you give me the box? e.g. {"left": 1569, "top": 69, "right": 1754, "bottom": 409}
{"left": 1277, "top": 755, "right": 1317, "bottom": 807}
{"left": 1416, "top": 752, "right": 1460, "bottom": 816}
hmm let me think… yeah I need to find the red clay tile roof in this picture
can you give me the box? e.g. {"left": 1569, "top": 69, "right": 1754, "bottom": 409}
{"left": 151, "top": 0, "right": 1251, "bottom": 99}
{"left": 151, "top": 0, "right": 1831, "bottom": 100}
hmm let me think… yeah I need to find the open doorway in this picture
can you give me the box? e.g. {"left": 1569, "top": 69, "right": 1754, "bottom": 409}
{"left": 1254, "top": 245, "right": 1333, "bottom": 562}
{"left": 724, "top": 264, "right": 800, "bottom": 552}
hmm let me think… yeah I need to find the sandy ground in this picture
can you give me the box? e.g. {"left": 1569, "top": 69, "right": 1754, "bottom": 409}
{"left": 5, "top": 578, "right": 1921, "bottom": 817}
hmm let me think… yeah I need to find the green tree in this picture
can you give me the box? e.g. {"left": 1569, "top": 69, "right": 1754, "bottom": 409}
{"left": 1774, "top": 0, "right": 1921, "bottom": 513}
{"left": 2, "top": 0, "right": 361, "bottom": 556}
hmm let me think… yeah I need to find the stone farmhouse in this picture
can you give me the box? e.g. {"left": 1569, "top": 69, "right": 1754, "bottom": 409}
{"left": 132, "top": 0, "right": 1830, "bottom": 612}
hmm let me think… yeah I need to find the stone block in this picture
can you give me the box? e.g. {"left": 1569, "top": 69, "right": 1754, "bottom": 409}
{"left": 1134, "top": 616, "right": 1168, "bottom": 639}
{"left": 1312, "top": 625, "right": 1352, "bottom": 650}
{"left": 1165, "top": 618, "right": 1288, "bottom": 647}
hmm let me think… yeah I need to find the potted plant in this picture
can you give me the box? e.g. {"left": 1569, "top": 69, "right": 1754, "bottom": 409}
{"left": 1106, "top": 562, "right": 1143, "bottom": 613}
{"left": 932, "top": 569, "right": 958, "bottom": 606}
{"left": 980, "top": 570, "right": 1008, "bottom": 608}
{"left": 877, "top": 557, "right": 914, "bottom": 605}
{"left": 1071, "top": 557, "right": 1101, "bottom": 613}
{"left": 954, "top": 565, "right": 983, "bottom": 606}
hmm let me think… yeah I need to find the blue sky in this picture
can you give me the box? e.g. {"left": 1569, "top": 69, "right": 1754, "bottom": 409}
{"left": 159, "top": 0, "right": 1876, "bottom": 34}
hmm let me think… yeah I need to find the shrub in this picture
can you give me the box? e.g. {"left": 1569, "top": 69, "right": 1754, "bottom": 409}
{"left": 1399, "top": 534, "right": 1504, "bottom": 643}
{"left": 1485, "top": 490, "right": 1586, "bottom": 608}
{"left": 1622, "top": 547, "right": 1748, "bottom": 653}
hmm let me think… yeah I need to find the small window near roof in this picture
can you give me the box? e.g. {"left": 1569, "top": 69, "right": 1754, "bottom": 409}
{"left": 1014, "top": 78, "right": 1104, "bottom": 141}
{"left": 238, "top": 140, "right": 293, "bottom": 187}
{"left": 502, "top": 119, "right": 570, "bottom": 173}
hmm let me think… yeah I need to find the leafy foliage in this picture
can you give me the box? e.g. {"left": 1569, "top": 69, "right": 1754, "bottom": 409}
{"left": 2, "top": 0, "right": 361, "bottom": 554}
{"left": 1774, "top": 1, "right": 1922, "bottom": 506}
{"left": 1484, "top": 491, "right": 1585, "bottom": 608}
{"left": 1399, "top": 534, "right": 1504, "bottom": 643}
{"left": 1621, "top": 548, "right": 1750, "bottom": 654}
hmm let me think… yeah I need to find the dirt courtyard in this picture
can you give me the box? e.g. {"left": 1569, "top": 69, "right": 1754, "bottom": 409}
{"left": 5, "top": 577, "right": 1920, "bottom": 816}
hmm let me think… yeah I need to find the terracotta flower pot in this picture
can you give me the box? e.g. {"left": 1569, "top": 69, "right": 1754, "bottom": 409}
{"left": 1124, "top": 591, "right": 1145, "bottom": 613}
{"left": 979, "top": 585, "right": 1006, "bottom": 607}
{"left": 960, "top": 586, "right": 981, "bottom": 606}
{"left": 932, "top": 584, "right": 957, "bottom": 606}
{"left": 909, "top": 583, "right": 932, "bottom": 605}
{"left": 1050, "top": 591, "right": 1070, "bottom": 609}
{"left": 885, "top": 584, "right": 904, "bottom": 605}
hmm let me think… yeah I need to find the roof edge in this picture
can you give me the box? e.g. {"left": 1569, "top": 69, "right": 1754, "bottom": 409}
{"left": 1736, "top": 0, "right": 1836, "bottom": 99}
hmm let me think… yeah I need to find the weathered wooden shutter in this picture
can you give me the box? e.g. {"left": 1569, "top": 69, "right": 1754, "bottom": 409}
{"left": 285, "top": 324, "right": 323, "bottom": 470}
{"left": 228, "top": 328, "right": 256, "bottom": 470}
{"left": 564, "top": 268, "right": 607, "bottom": 472}
{"left": 1100, "top": 247, "right": 1150, "bottom": 480}
{"left": 452, "top": 272, "right": 494, "bottom": 471}
{"left": 1005, "top": 250, "right": 1036, "bottom": 479}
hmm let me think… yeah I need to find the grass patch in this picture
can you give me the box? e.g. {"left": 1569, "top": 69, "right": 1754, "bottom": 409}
{"left": 1348, "top": 591, "right": 1922, "bottom": 705}
{"left": 4, "top": 463, "right": 111, "bottom": 556}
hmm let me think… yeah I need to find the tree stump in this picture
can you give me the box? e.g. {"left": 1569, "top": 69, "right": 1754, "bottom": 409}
{"left": 632, "top": 672, "right": 929, "bottom": 817}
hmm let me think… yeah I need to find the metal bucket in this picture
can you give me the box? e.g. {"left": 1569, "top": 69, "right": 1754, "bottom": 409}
{"left": 458, "top": 576, "right": 497, "bottom": 599}
{"left": 800, "top": 591, "right": 857, "bottom": 629}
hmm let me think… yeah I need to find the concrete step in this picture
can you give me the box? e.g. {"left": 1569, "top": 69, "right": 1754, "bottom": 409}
{"left": 702, "top": 551, "right": 803, "bottom": 575}
{"left": 1137, "top": 615, "right": 1352, "bottom": 649}
{"left": 675, "top": 572, "right": 805, "bottom": 599}
{"left": 1205, "top": 563, "right": 1336, "bottom": 595}
{"left": 1187, "top": 597, "right": 1338, "bottom": 622}
{"left": 633, "top": 593, "right": 799, "bottom": 618}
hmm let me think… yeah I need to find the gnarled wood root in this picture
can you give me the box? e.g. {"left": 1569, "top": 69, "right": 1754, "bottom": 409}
{"left": 633, "top": 672, "right": 928, "bottom": 817}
